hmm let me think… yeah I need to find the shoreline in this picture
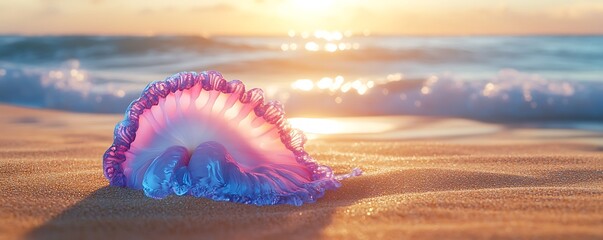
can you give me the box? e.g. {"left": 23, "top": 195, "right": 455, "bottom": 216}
{"left": 0, "top": 104, "right": 601, "bottom": 239}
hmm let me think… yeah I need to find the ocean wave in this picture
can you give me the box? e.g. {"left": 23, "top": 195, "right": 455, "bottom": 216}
{"left": 0, "top": 36, "right": 261, "bottom": 63}
{"left": 1, "top": 35, "right": 602, "bottom": 121}
{"left": 1, "top": 36, "right": 602, "bottom": 82}
{"left": 5, "top": 36, "right": 601, "bottom": 67}
{"left": 1, "top": 62, "right": 601, "bottom": 121}
{"left": 283, "top": 69, "right": 603, "bottom": 121}
{"left": 0, "top": 62, "right": 138, "bottom": 113}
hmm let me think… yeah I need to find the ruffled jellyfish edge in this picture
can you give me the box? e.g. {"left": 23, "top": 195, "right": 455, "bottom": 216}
{"left": 101, "top": 70, "right": 361, "bottom": 204}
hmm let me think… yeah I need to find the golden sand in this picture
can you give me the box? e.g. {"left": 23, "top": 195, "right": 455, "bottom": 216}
{"left": 0, "top": 104, "right": 601, "bottom": 239}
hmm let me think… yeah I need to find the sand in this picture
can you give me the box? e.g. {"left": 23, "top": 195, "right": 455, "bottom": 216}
{"left": 0, "top": 104, "right": 601, "bottom": 240}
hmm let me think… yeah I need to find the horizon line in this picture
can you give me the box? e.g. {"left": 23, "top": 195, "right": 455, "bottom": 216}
{"left": 1, "top": 32, "right": 603, "bottom": 38}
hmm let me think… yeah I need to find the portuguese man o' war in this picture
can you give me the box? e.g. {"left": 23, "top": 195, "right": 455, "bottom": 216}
{"left": 103, "top": 71, "right": 361, "bottom": 206}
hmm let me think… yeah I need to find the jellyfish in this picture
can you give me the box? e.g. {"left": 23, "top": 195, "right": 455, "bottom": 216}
{"left": 102, "top": 71, "right": 361, "bottom": 206}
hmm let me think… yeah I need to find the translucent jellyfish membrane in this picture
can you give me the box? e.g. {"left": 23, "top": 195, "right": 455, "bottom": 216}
{"left": 103, "top": 71, "right": 361, "bottom": 206}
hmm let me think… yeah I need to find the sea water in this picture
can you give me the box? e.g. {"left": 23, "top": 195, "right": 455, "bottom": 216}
{"left": 0, "top": 35, "right": 601, "bottom": 121}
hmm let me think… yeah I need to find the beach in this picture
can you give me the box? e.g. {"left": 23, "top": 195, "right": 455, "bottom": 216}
{"left": 2, "top": 1, "right": 603, "bottom": 239}
{"left": 0, "top": 104, "right": 601, "bottom": 240}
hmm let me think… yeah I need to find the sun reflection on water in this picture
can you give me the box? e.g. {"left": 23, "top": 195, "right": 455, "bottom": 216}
{"left": 288, "top": 117, "right": 396, "bottom": 137}
{"left": 291, "top": 75, "right": 376, "bottom": 95}
{"left": 280, "top": 30, "right": 362, "bottom": 53}
{"left": 288, "top": 118, "right": 342, "bottom": 135}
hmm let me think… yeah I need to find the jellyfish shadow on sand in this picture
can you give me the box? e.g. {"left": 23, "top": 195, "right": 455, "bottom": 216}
{"left": 25, "top": 184, "right": 350, "bottom": 240}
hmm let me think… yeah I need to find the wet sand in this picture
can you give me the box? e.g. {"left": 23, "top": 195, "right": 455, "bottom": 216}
{"left": 0, "top": 104, "right": 601, "bottom": 240}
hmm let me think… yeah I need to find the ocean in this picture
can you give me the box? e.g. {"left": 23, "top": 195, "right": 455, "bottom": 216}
{"left": 0, "top": 35, "right": 602, "bottom": 121}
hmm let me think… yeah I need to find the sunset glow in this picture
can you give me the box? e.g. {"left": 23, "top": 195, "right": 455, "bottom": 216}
{"left": 290, "top": 0, "right": 334, "bottom": 13}
{"left": 1, "top": 0, "right": 603, "bottom": 35}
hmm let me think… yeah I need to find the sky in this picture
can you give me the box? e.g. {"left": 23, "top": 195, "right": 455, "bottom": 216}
{"left": 1, "top": 0, "right": 602, "bottom": 36}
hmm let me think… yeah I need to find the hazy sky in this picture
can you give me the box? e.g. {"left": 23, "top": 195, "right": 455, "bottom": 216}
{"left": 1, "top": 0, "right": 602, "bottom": 35}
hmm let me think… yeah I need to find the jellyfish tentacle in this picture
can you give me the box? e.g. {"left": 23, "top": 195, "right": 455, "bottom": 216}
{"left": 142, "top": 145, "right": 189, "bottom": 199}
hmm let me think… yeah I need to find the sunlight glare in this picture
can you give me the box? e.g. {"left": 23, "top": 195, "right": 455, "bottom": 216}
{"left": 289, "top": 117, "right": 397, "bottom": 136}
{"left": 289, "top": 118, "right": 342, "bottom": 135}
{"left": 291, "top": 0, "right": 334, "bottom": 12}
{"left": 291, "top": 79, "right": 314, "bottom": 91}
{"left": 305, "top": 42, "right": 320, "bottom": 51}
{"left": 317, "top": 77, "right": 334, "bottom": 89}
{"left": 325, "top": 43, "right": 338, "bottom": 52}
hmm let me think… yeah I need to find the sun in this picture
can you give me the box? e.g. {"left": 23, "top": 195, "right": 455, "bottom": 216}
{"left": 276, "top": 0, "right": 342, "bottom": 30}
{"left": 290, "top": 0, "right": 334, "bottom": 12}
